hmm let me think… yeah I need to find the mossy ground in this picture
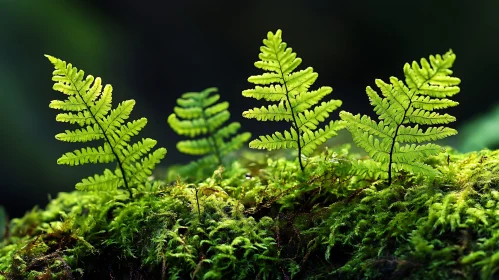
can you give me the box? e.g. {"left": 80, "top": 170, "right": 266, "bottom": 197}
{"left": 1, "top": 146, "right": 499, "bottom": 279}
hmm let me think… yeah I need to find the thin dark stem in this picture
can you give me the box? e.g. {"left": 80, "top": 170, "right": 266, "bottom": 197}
{"left": 273, "top": 44, "right": 304, "bottom": 172}
{"left": 387, "top": 71, "right": 439, "bottom": 185}
{"left": 387, "top": 111, "right": 408, "bottom": 186}
{"left": 195, "top": 187, "right": 201, "bottom": 221}
{"left": 70, "top": 76, "right": 131, "bottom": 198}
{"left": 200, "top": 100, "right": 222, "bottom": 166}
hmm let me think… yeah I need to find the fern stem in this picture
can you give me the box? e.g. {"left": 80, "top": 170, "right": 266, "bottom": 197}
{"left": 69, "top": 75, "right": 132, "bottom": 198}
{"left": 284, "top": 84, "right": 304, "bottom": 171}
{"left": 387, "top": 113, "right": 406, "bottom": 186}
{"left": 195, "top": 187, "right": 201, "bottom": 221}
{"left": 273, "top": 45, "right": 304, "bottom": 172}
{"left": 200, "top": 102, "right": 222, "bottom": 166}
{"left": 387, "top": 71, "right": 439, "bottom": 185}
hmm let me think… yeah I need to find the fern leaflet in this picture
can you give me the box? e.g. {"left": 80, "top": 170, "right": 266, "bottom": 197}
{"left": 168, "top": 87, "right": 251, "bottom": 177}
{"left": 340, "top": 50, "right": 460, "bottom": 185}
{"left": 47, "top": 55, "right": 167, "bottom": 196}
{"left": 242, "top": 29, "right": 343, "bottom": 171}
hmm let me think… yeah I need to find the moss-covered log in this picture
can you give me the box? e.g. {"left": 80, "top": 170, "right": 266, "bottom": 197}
{"left": 2, "top": 147, "right": 499, "bottom": 279}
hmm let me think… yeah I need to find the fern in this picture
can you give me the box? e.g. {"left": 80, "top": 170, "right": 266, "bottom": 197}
{"left": 340, "top": 50, "right": 460, "bottom": 185}
{"left": 242, "top": 29, "right": 343, "bottom": 171}
{"left": 168, "top": 87, "right": 251, "bottom": 176}
{"left": 46, "top": 55, "right": 167, "bottom": 196}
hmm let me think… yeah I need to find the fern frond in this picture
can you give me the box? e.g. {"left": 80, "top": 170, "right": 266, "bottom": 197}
{"left": 242, "top": 85, "right": 286, "bottom": 101}
{"left": 341, "top": 50, "right": 460, "bottom": 184}
{"left": 55, "top": 111, "right": 94, "bottom": 125}
{"left": 168, "top": 87, "right": 250, "bottom": 178}
{"left": 55, "top": 124, "right": 103, "bottom": 142}
{"left": 249, "top": 128, "right": 298, "bottom": 151}
{"left": 405, "top": 108, "right": 456, "bottom": 125}
{"left": 219, "top": 132, "right": 252, "bottom": 154}
{"left": 243, "top": 29, "right": 343, "bottom": 171}
{"left": 411, "top": 95, "right": 459, "bottom": 110}
{"left": 349, "top": 130, "right": 391, "bottom": 163}
{"left": 205, "top": 102, "right": 229, "bottom": 117}
{"left": 101, "top": 100, "right": 135, "bottom": 132}
{"left": 121, "top": 138, "right": 159, "bottom": 164}
{"left": 206, "top": 111, "right": 231, "bottom": 132}
{"left": 290, "top": 87, "right": 332, "bottom": 113}
{"left": 339, "top": 113, "right": 394, "bottom": 139}
{"left": 242, "top": 103, "right": 292, "bottom": 121}
{"left": 213, "top": 122, "right": 243, "bottom": 139}
{"left": 47, "top": 55, "right": 166, "bottom": 195}
{"left": 366, "top": 86, "right": 399, "bottom": 125}
{"left": 126, "top": 148, "right": 167, "bottom": 186}
{"left": 90, "top": 83, "right": 112, "bottom": 119}
{"left": 391, "top": 143, "right": 442, "bottom": 163}
{"left": 177, "top": 138, "right": 213, "bottom": 155}
{"left": 296, "top": 100, "right": 342, "bottom": 130}
{"left": 75, "top": 169, "right": 122, "bottom": 192}
{"left": 168, "top": 115, "right": 208, "bottom": 137}
{"left": 109, "top": 118, "right": 148, "bottom": 149}
{"left": 301, "top": 120, "right": 344, "bottom": 157}
{"left": 397, "top": 125, "right": 456, "bottom": 143}
{"left": 393, "top": 161, "right": 438, "bottom": 178}
{"left": 57, "top": 144, "right": 115, "bottom": 165}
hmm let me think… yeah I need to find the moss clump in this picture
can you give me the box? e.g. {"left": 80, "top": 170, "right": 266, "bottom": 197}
{"left": 2, "top": 147, "right": 499, "bottom": 279}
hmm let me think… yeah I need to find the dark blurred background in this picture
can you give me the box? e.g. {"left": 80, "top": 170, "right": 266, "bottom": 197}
{"left": 1, "top": 0, "right": 498, "bottom": 218}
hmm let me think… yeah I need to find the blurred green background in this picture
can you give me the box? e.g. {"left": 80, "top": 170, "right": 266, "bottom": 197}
{"left": 1, "top": 0, "right": 498, "bottom": 218}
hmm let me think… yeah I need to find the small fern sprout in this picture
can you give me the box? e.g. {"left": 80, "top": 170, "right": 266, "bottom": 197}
{"left": 340, "top": 50, "right": 461, "bottom": 185}
{"left": 168, "top": 87, "right": 251, "bottom": 177}
{"left": 242, "top": 29, "right": 343, "bottom": 171}
{"left": 46, "top": 55, "right": 167, "bottom": 197}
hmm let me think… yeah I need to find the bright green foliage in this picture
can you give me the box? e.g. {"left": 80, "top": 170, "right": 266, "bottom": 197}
{"left": 168, "top": 87, "right": 251, "bottom": 178}
{"left": 46, "top": 55, "right": 167, "bottom": 195}
{"left": 3, "top": 146, "right": 499, "bottom": 279}
{"left": 340, "top": 50, "right": 460, "bottom": 185}
{"left": 242, "top": 29, "right": 343, "bottom": 171}
{"left": 2, "top": 31, "right": 497, "bottom": 280}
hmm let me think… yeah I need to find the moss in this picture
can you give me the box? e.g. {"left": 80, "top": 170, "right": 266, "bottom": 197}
{"left": 2, "top": 147, "right": 499, "bottom": 279}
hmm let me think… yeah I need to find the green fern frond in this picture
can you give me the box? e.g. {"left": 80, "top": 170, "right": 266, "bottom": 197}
{"left": 75, "top": 168, "right": 121, "bottom": 191}
{"left": 301, "top": 120, "right": 344, "bottom": 156}
{"left": 340, "top": 50, "right": 460, "bottom": 184}
{"left": 242, "top": 29, "right": 343, "bottom": 171}
{"left": 168, "top": 87, "right": 251, "bottom": 178}
{"left": 46, "top": 55, "right": 167, "bottom": 195}
{"left": 249, "top": 128, "right": 299, "bottom": 151}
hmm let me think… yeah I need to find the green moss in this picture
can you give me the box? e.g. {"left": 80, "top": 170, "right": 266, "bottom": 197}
{"left": 2, "top": 147, "right": 499, "bottom": 279}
